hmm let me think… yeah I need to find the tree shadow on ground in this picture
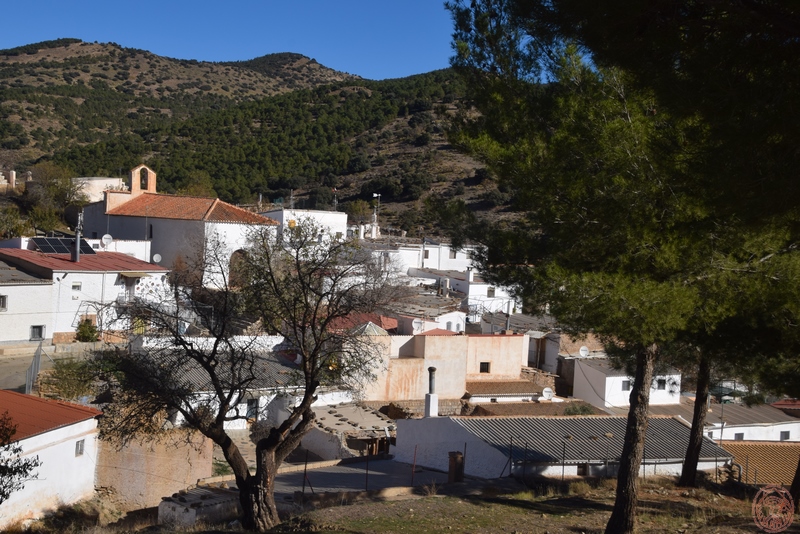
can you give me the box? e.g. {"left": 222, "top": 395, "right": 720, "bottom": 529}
{"left": 464, "top": 494, "right": 614, "bottom": 515}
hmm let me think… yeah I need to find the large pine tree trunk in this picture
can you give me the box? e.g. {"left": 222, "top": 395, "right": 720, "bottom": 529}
{"left": 790, "top": 455, "right": 800, "bottom": 513}
{"left": 239, "top": 446, "right": 280, "bottom": 531}
{"left": 678, "top": 354, "right": 710, "bottom": 487}
{"left": 605, "top": 345, "right": 656, "bottom": 534}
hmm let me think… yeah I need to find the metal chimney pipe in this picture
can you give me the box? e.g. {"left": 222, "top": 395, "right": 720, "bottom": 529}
{"left": 428, "top": 366, "right": 437, "bottom": 394}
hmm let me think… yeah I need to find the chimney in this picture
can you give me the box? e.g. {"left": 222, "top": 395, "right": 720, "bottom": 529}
{"left": 71, "top": 212, "right": 83, "bottom": 263}
{"left": 424, "top": 366, "right": 438, "bottom": 418}
{"left": 8, "top": 170, "right": 15, "bottom": 188}
{"left": 466, "top": 267, "right": 474, "bottom": 282}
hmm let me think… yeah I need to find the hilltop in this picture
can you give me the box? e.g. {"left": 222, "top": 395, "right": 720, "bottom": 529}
{"left": 0, "top": 39, "right": 511, "bottom": 235}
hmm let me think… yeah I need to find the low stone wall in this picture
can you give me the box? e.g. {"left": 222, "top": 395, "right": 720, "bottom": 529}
{"left": 96, "top": 430, "right": 213, "bottom": 511}
{"left": 361, "top": 399, "right": 466, "bottom": 419}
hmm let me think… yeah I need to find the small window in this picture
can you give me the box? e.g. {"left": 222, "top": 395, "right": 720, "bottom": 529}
{"left": 0, "top": 295, "right": 7, "bottom": 311}
{"left": 30, "top": 325, "right": 45, "bottom": 340}
{"left": 423, "top": 250, "right": 430, "bottom": 259}
{"left": 781, "top": 431, "right": 790, "bottom": 441}
{"left": 656, "top": 379, "right": 666, "bottom": 390}
{"left": 75, "top": 439, "right": 85, "bottom": 456}
{"left": 734, "top": 433, "right": 744, "bottom": 441}
{"left": 708, "top": 431, "right": 714, "bottom": 439}
{"left": 622, "top": 380, "right": 631, "bottom": 391}
{"left": 449, "top": 249, "right": 457, "bottom": 259}
{"left": 72, "top": 282, "right": 82, "bottom": 291}
{"left": 487, "top": 287, "right": 496, "bottom": 298}
{"left": 149, "top": 224, "right": 153, "bottom": 239}
{"left": 446, "top": 321, "right": 452, "bottom": 331}
{"left": 480, "top": 362, "right": 491, "bottom": 373}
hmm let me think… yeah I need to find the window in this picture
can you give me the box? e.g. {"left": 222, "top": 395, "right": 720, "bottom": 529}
{"left": 424, "top": 250, "right": 430, "bottom": 259}
{"left": 446, "top": 321, "right": 452, "bottom": 331}
{"left": 246, "top": 399, "right": 259, "bottom": 420}
{"left": 781, "top": 431, "right": 790, "bottom": 441}
{"left": 708, "top": 432, "right": 714, "bottom": 439}
{"left": 734, "top": 433, "right": 744, "bottom": 441}
{"left": 30, "top": 325, "right": 45, "bottom": 340}
{"left": 149, "top": 224, "right": 153, "bottom": 239}
{"left": 487, "top": 287, "right": 496, "bottom": 298}
{"left": 75, "top": 439, "right": 84, "bottom": 456}
{"left": 656, "top": 379, "right": 666, "bottom": 390}
{"left": 622, "top": 380, "right": 631, "bottom": 391}
{"left": 72, "top": 282, "right": 82, "bottom": 291}
{"left": 449, "top": 249, "right": 457, "bottom": 259}
{"left": 0, "top": 295, "right": 6, "bottom": 311}
{"left": 480, "top": 362, "right": 491, "bottom": 373}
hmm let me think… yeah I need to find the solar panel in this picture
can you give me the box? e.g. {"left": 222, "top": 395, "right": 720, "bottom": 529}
{"left": 31, "top": 237, "right": 97, "bottom": 255}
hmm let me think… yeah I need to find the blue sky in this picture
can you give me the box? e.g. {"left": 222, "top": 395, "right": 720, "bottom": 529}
{"left": 0, "top": 1, "right": 455, "bottom": 80}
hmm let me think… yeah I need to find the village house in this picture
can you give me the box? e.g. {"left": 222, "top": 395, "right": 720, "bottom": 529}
{"left": 260, "top": 207, "right": 348, "bottom": 240}
{"left": 82, "top": 165, "right": 278, "bottom": 287}
{"left": 572, "top": 357, "right": 682, "bottom": 409}
{"left": 0, "top": 240, "right": 168, "bottom": 344}
{"left": 0, "top": 391, "right": 101, "bottom": 529}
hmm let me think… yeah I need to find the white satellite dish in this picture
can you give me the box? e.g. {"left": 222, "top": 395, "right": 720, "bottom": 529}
{"left": 542, "top": 387, "right": 554, "bottom": 400}
{"left": 579, "top": 346, "right": 590, "bottom": 358}
{"left": 152, "top": 253, "right": 162, "bottom": 264}
{"left": 412, "top": 318, "right": 424, "bottom": 333}
{"left": 101, "top": 234, "right": 113, "bottom": 247}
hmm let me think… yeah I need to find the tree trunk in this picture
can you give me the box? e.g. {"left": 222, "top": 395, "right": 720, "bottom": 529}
{"left": 790, "top": 455, "right": 800, "bottom": 513}
{"left": 678, "top": 353, "right": 710, "bottom": 487}
{"left": 605, "top": 345, "right": 656, "bottom": 534}
{"left": 239, "top": 445, "right": 280, "bottom": 531}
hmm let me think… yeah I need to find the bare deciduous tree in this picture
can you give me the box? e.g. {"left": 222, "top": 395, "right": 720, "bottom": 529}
{"left": 95, "top": 222, "right": 401, "bottom": 531}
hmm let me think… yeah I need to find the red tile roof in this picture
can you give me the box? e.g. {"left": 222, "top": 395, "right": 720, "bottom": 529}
{"left": 107, "top": 193, "right": 277, "bottom": 225}
{"left": 418, "top": 328, "right": 458, "bottom": 336}
{"left": 466, "top": 380, "right": 541, "bottom": 396}
{"left": 0, "top": 391, "right": 101, "bottom": 441}
{"left": 0, "top": 249, "right": 168, "bottom": 274}
{"left": 329, "top": 313, "right": 399, "bottom": 331}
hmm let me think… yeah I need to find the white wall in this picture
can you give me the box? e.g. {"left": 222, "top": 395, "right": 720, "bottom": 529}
{"left": 262, "top": 209, "right": 348, "bottom": 239}
{"left": 573, "top": 359, "right": 682, "bottom": 409}
{"left": 394, "top": 417, "right": 509, "bottom": 479}
{"left": 0, "top": 419, "right": 98, "bottom": 529}
{"left": 0, "top": 283, "right": 53, "bottom": 343}
{"left": 708, "top": 421, "right": 800, "bottom": 442}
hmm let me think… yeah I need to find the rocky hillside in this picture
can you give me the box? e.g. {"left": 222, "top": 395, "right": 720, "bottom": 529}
{"left": 0, "top": 39, "right": 510, "bottom": 236}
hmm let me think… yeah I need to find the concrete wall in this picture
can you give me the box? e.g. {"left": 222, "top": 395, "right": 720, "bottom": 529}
{"left": 572, "top": 359, "right": 609, "bottom": 408}
{"left": 465, "top": 334, "right": 528, "bottom": 380}
{"left": 0, "top": 419, "right": 98, "bottom": 529}
{"left": 96, "top": 430, "right": 213, "bottom": 511}
{"left": 262, "top": 209, "right": 348, "bottom": 239}
{"left": 394, "top": 417, "right": 508, "bottom": 479}
{"left": 0, "top": 283, "right": 53, "bottom": 343}
{"left": 301, "top": 427, "right": 357, "bottom": 460}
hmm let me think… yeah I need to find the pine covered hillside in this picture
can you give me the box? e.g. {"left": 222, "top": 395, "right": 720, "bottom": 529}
{"left": 0, "top": 39, "right": 510, "bottom": 236}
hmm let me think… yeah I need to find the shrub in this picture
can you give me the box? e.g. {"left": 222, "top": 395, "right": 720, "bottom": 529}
{"left": 75, "top": 319, "right": 99, "bottom": 342}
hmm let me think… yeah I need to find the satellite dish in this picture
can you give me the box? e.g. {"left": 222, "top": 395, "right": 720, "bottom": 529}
{"left": 152, "top": 253, "right": 162, "bottom": 264}
{"left": 579, "top": 346, "right": 590, "bottom": 358}
{"left": 101, "top": 234, "right": 113, "bottom": 247}
{"left": 412, "top": 318, "right": 424, "bottom": 333}
{"left": 542, "top": 387, "right": 554, "bottom": 400}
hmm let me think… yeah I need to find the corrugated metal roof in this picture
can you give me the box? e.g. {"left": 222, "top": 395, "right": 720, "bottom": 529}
{"left": 107, "top": 193, "right": 278, "bottom": 225}
{"left": 450, "top": 415, "right": 731, "bottom": 463}
{"left": 0, "top": 390, "right": 101, "bottom": 441}
{"left": 605, "top": 397, "right": 799, "bottom": 427}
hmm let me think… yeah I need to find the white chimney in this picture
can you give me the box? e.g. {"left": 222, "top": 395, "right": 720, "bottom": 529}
{"left": 8, "top": 170, "right": 15, "bottom": 188}
{"left": 424, "top": 366, "right": 438, "bottom": 418}
{"left": 466, "top": 267, "right": 474, "bottom": 282}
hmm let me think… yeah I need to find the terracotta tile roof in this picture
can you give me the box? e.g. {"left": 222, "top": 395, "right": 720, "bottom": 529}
{"left": 0, "top": 249, "right": 168, "bottom": 274}
{"left": 466, "top": 381, "right": 541, "bottom": 396}
{"left": 329, "top": 313, "right": 398, "bottom": 332}
{"left": 107, "top": 193, "right": 278, "bottom": 225}
{"left": 472, "top": 401, "right": 602, "bottom": 417}
{"left": 0, "top": 391, "right": 101, "bottom": 441}
{"left": 418, "top": 328, "right": 458, "bottom": 336}
{"left": 0, "top": 259, "right": 50, "bottom": 285}
{"left": 721, "top": 441, "right": 800, "bottom": 485}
